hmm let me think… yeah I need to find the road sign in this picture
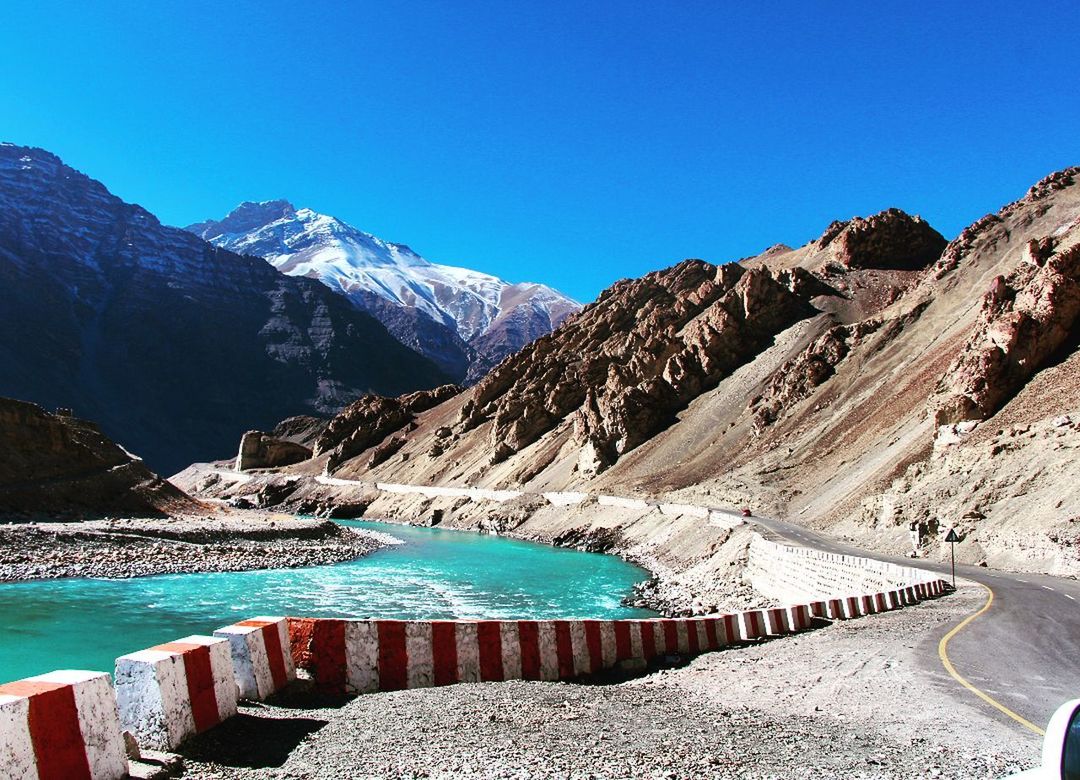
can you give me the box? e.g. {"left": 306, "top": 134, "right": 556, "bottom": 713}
{"left": 945, "top": 527, "right": 959, "bottom": 587}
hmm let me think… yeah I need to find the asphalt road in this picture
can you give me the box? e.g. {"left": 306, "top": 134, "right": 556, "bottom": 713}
{"left": 747, "top": 511, "right": 1080, "bottom": 736}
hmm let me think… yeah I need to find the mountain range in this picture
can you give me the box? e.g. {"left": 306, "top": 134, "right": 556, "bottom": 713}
{"left": 192, "top": 167, "right": 1080, "bottom": 576}
{"left": 187, "top": 201, "right": 580, "bottom": 382}
{"left": 0, "top": 143, "right": 452, "bottom": 474}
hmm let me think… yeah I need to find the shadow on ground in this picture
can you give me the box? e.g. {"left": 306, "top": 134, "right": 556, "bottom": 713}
{"left": 179, "top": 713, "right": 328, "bottom": 768}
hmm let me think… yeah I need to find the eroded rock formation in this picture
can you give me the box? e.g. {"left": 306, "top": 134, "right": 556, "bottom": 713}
{"left": 808, "top": 209, "right": 946, "bottom": 272}
{"left": 315, "top": 384, "right": 461, "bottom": 472}
{"left": 749, "top": 319, "right": 884, "bottom": 432}
{"left": 454, "top": 261, "right": 817, "bottom": 472}
{"left": 932, "top": 236, "right": 1080, "bottom": 426}
{"left": 235, "top": 431, "right": 312, "bottom": 471}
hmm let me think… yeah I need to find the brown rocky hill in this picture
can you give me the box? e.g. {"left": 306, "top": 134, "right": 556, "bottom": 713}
{"left": 189, "top": 169, "right": 1080, "bottom": 575}
{"left": 0, "top": 397, "right": 196, "bottom": 516}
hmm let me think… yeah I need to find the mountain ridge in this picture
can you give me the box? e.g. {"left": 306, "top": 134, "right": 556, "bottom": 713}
{"left": 187, "top": 200, "right": 581, "bottom": 382}
{"left": 185, "top": 170, "right": 1080, "bottom": 577}
{"left": 0, "top": 143, "right": 450, "bottom": 474}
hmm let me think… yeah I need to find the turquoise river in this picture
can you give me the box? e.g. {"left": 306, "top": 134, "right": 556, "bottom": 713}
{"left": 0, "top": 520, "right": 656, "bottom": 682}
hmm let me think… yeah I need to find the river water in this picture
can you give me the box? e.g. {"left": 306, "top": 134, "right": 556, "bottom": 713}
{"left": 0, "top": 520, "right": 655, "bottom": 682}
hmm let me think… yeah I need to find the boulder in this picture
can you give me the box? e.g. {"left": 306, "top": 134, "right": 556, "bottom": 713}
{"left": 235, "top": 431, "right": 312, "bottom": 471}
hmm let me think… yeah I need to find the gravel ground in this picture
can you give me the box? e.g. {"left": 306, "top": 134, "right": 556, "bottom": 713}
{"left": 0, "top": 514, "right": 389, "bottom": 580}
{"left": 178, "top": 583, "right": 1038, "bottom": 780}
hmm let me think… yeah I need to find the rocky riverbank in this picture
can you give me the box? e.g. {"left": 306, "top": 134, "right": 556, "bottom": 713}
{"left": 173, "top": 465, "right": 767, "bottom": 617}
{"left": 0, "top": 513, "right": 390, "bottom": 581}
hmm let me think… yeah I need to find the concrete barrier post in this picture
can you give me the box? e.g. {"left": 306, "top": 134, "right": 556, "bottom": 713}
{"left": 536, "top": 621, "right": 562, "bottom": 680}
{"left": 842, "top": 596, "right": 863, "bottom": 619}
{"left": 785, "top": 604, "right": 813, "bottom": 630}
{"left": 115, "top": 635, "right": 238, "bottom": 752}
{"left": 214, "top": 616, "right": 295, "bottom": 700}
{"left": 597, "top": 621, "right": 618, "bottom": 669}
{"left": 567, "top": 621, "right": 591, "bottom": 674}
{"left": 764, "top": 608, "right": 793, "bottom": 635}
{"left": 0, "top": 670, "right": 128, "bottom": 780}
{"left": 737, "top": 610, "right": 766, "bottom": 641}
{"left": 684, "top": 619, "right": 708, "bottom": 654}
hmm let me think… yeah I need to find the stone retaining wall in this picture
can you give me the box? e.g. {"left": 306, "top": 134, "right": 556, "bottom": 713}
{"left": 747, "top": 535, "right": 943, "bottom": 603}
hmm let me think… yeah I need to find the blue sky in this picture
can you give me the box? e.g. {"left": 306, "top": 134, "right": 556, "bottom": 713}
{"left": 3, "top": 1, "right": 1078, "bottom": 302}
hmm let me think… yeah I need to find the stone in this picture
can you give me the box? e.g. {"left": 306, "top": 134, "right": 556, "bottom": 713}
{"left": 235, "top": 431, "right": 312, "bottom": 471}
{"left": 313, "top": 384, "right": 460, "bottom": 473}
{"left": 810, "top": 208, "right": 947, "bottom": 271}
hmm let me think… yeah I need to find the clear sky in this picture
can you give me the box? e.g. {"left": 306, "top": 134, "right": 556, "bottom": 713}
{"left": 3, "top": 1, "right": 1078, "bottom": 303}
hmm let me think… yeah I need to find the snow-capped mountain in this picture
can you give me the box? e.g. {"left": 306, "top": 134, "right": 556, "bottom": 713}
{"left": 187, "top": 201, "right": 581, "bottom": 382}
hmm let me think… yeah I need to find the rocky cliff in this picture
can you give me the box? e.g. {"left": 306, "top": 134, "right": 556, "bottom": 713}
{"left": 183, "top": 170, "right": 1080, "bottom": 576}
{"left": 0, "top": 397, "right": 195, "bottom": 516}
{"left": 0, "top": 144, "right": 450, "bottom": 474}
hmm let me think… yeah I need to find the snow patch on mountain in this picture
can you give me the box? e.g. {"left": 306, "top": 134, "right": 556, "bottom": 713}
{"left": 188, "top": 201, "right": 581, "bottom": 377}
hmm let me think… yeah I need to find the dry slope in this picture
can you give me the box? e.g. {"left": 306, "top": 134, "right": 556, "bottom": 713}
{"left": 187, "top": 168, "right": 1080, "bottom": 576}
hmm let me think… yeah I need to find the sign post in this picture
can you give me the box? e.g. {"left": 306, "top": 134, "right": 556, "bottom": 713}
{"left": 944, "top": 527, "right": 959, "bottom": 588}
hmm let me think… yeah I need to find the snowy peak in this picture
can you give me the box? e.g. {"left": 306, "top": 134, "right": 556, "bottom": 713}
{"left": 190, "top": 199, "right": 297, "bottom": 237}
{"left": 186, "top": 202, "right": 581, "bottom": 382}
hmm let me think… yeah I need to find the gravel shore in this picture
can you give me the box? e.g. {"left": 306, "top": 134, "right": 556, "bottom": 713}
{"left": 179, "top": 582, "right": 1038, "bottom": 780}
{"left": 0, "top": 513, "right": 389, "bottom": 581}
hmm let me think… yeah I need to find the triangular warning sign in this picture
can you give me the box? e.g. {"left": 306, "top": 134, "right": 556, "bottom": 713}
{"left": 944, "top": 528, "right": 960, "bottom": 543}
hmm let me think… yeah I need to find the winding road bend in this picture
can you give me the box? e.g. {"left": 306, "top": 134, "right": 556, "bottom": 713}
{"left": 198, "top": 463, "right": 1076, "bottom": 737}
{"left": 746, "top": 511, "right": 1080, "bottom": 736}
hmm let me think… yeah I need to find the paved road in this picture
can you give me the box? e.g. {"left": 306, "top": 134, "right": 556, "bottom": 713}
{"left": 209, "top": 466, "right": 1077, "bottom": 736}
{"left": 747, "top": 511, "right": 1080, "bottom": 735}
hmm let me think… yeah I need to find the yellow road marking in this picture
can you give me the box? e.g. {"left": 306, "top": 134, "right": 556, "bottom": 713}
{"left": 937, "top": 583, "right": 1045, "bottom": 735}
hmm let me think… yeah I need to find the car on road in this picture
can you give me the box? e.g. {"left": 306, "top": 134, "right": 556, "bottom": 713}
{"left": 1005, "top": 699, "right": 1080, "bottom": 779}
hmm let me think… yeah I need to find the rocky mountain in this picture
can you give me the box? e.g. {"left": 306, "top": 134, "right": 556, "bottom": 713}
{"left": 185, "top": 168, "right": 1080, "bottom": 576}
{"left": 187, "top": 201, "right": 581, "bottom": 382}
{"left": 0, "top": 397, "right": 194, "bottom": 516}
{"left": 0, "top": 144, "right": 450, "bottom": 475}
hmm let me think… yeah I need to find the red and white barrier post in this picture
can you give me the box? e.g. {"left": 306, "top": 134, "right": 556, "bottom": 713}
{"left": 0, "top": 670, "right": 128, "bottom": 780}
{"left": 214, "top": 616, "right": 296, "bottom": 700}
{"left": 115, "top": 635, "right": 238, "bottom": 751}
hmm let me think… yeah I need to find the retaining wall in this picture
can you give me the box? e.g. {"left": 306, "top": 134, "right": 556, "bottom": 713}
{"left": 598, "top": 495, "right": 652, "bottom": 510}
{"left": 657, "top": 503, "right": 710, "bottom": 519}
{"left": 747, "top": 535, "right": 944, "bottom": 603}
{"left": 374, "top": 482, "right": 524, "bottom": 503}
{"left": 287, "top": 613, "right": 768, "bottom": 695}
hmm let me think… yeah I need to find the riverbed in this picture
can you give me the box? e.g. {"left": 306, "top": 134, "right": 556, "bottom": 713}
{"left": 0, "top": 519, "right": 655, "bottom": 681}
